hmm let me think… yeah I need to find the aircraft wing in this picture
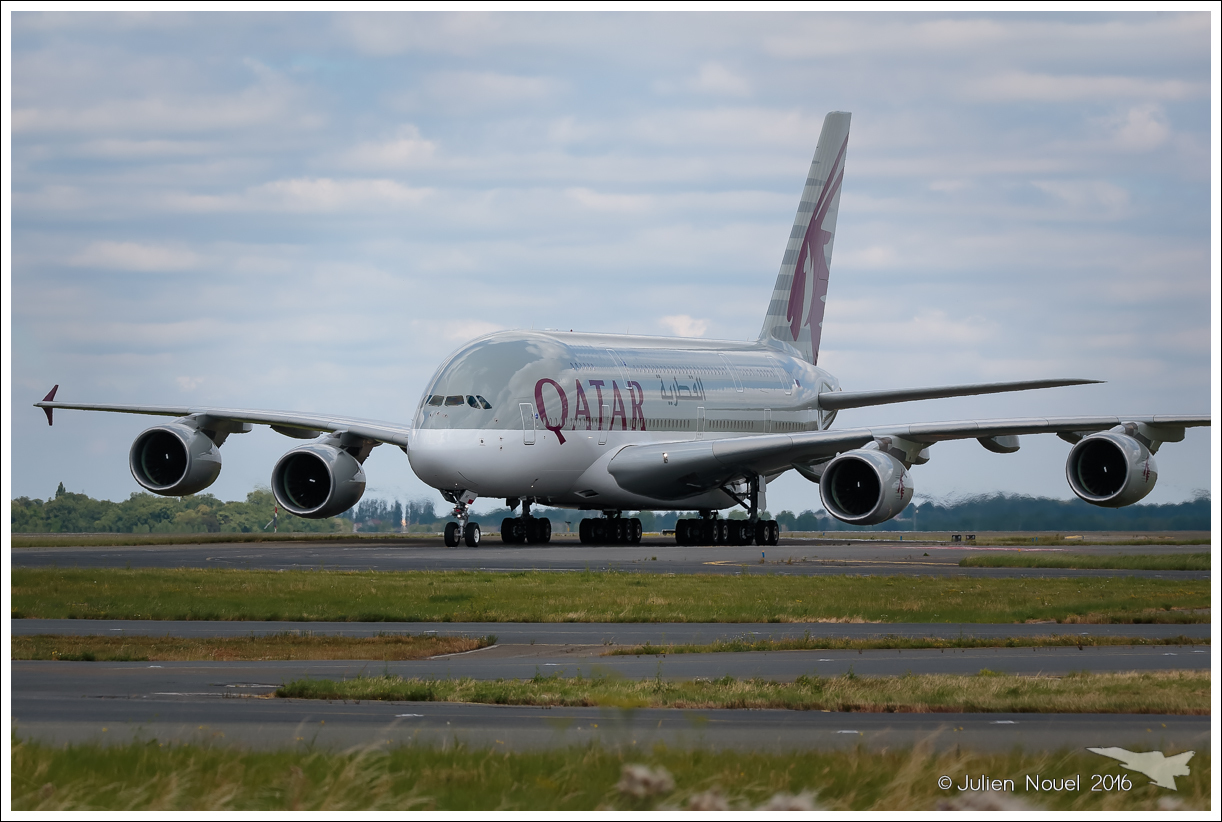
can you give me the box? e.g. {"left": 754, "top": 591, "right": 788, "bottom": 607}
{"left": 34, "top": 390, "right": 412, "bottom": 448}
{"left": 608, "top": 415, "right": 1211, "bottom": 500}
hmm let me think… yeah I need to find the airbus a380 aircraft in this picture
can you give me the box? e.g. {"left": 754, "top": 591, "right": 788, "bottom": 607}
{"left": 36, "top": 112, "right": 1210, "bottom": 548}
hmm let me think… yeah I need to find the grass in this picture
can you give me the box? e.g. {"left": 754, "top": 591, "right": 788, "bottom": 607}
{"left": 11, "top": 632, "right": 493, "bottom": 662}
{"left": 610, "top": 634, "right": 1207, "bottom": 656}
{"left": 277, "top": 670, "right": 1210, "bottom": 715}
{"left": 10, "top": 568, "right": 1210, "bottom": 624}
{"left": 10, "top": 532, "right": 423, "bottom": 548}
{"left": 960, "top": 553, "right": 1209, "bottom": 571}
{"left": 11, "top": 738, "right": 1208, "bottom": 811}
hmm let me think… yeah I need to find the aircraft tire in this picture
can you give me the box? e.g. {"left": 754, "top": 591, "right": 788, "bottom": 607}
{"left": 767, "top": 520, "right": 780, "bottom": 545}
{"left": 755, "top": 520, "right": 768, "bottom": 545}
{"left": 615, "top": 519, "right": 627, "bottom": 543}
{"left": 501, "top": 518, "right": 516, "bottom": 544}
{"left": 628, "top": 518, "right": 642, "bottom": 544}
{"left": 579, "top": 518, "right": 591, "bottom": 544}
{"left": 464, "top": 522, "right": 481, "bottom": 547}
{"left": 538, "top": 517, "right": 551, "bottom": 544}
{"left": 673, "top": 519, "right": 686, "bottom": 545}
{"left": 592, "top": 518, "right": 608, "bottom": 544}
{"left": 727, "top": 520, "right": 742, "bottom": 544}
{"left": 444, "top": 521, "right": 461, "bottom": 547}
{"left": 714, "top": 520, "right": 728, "bottom": 544}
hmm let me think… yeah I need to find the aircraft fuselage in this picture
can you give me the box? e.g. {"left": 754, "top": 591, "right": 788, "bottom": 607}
{"left": 409, "top": 330, "right": 839, "bottom": 510}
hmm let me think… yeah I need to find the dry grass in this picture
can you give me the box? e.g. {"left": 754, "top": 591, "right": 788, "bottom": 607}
{"left": 11, "top": 632, "right": 493, "bottom": 662}
{"left": 11, "top": 568, "right": 1210, "bottom": 624}
{"left": 610, "top": 634, "right": 1206, "bottom": 656}
{"left": 11, "top": 738, "right": 1209, "bottom": 810}
{"left": 277, "top": 669, "right": 1210, "bottom": 715}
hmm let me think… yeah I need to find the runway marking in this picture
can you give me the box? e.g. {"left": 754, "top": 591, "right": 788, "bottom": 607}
{"left": 990, "top": 721, "right": 1018, "bottom": 724}
{"left": 395, "top": 714, "right": 424, "bottom": 718}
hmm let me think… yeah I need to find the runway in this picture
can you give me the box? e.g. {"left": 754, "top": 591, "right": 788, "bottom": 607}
{"left": 13, "top": 618, "right": 1211, "bottom": 644}
{"left": 11, "top": 647, "right": 1209, "bottom": 753}
{"left": 10, "top": 538, "right": 1211, "bottom": 580}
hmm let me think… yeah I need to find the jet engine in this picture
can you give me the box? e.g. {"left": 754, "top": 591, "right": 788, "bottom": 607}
{"left": 129, "top": 422, "right": 222, "bottom": 496}
{"left": 1065, "top": 431, "right": 1157, "bottom": 507}
{"left": 819, "top": 448, "right": 913, "bottom": 525}
{"left": 271, "top": 442, "right": 367, "bottom": 519}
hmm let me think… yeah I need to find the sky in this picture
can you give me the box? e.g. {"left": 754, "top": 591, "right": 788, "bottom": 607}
{"left": 5, "top": 10, "right": 1217, "bottom": 517}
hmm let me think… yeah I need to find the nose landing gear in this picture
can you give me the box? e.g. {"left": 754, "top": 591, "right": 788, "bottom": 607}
{"left": 441, "top": 489, "right": 481, "bottom": 547}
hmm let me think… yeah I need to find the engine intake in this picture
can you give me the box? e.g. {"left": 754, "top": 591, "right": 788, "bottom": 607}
{"left": 271, "top": 442, "right": 366, "bottom": 519}
{"left": 1066, "top": 431, "right": 1157, "bottom": 507}
{"left": 819, "top": 448, "right": 913, "bottom": 525}
{"left": 129, "top": 423, "right": 222, "bottom": 496}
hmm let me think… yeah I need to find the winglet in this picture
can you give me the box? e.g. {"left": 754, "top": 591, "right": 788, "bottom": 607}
{"left": 40, "top": 385, "right": 59, "bottom": 426}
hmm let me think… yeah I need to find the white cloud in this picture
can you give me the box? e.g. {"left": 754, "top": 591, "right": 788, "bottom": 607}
{"left": 69, "top": 241, "right": 200, "bottom": 271}
{"left": 1031, "top": 180, "right": 1130, "bottom": 218}
{"left": 343, "top": 125, "right": 438, "bottom": 169}
{"left": 1111, "top": 105, "right": 1171, "bottom": 151}
{"left": 658, "top": 315, "right": 710, "bottom": 337}
{"left": 422, "top": 71, "right": 564, "bottom": 108}
{"left": 690, "top": 62, "right": 751, "bottom": 96}
{"left": 172, "top": 178, "right": 432, "bottom": 213}
{"left": 565, "top": 187, "right": 652, "bottom": 213}
{"left": 961, "top": 71, "right": 1201, "bottom": 102}
{"left": 176, "top": 376, "right": 204, "bottom": 391}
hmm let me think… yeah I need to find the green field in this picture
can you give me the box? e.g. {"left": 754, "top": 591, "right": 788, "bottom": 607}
{"left": 277, "top": 670, "right": 1209, "bottom": 714}
{"left": 10, "top": 568, "right": 1209, "bottom": 624}
{"left": 11, "top": 738, "right": 1208, "bottom": 810}
{"left": 959, "top": 553, "right": 1209, "bottom": 571}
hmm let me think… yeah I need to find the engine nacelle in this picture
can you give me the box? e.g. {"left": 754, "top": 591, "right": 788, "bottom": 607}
{"left": 129, "top": 423, "right": 222, "bottom": 496}
{"left": 1066, "top": 431, "right": 1157, "bottom": 507}
{"left": 271, "top": 442, "right": 366, "bottom": 519}
{"left": 819, "top": 447, "right": 914, "bottom": 525}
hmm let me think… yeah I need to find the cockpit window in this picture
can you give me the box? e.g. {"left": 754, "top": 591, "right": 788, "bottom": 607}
{"left": 427, "top": 395, "right": 444, "bottom": 406}
{"left": 475, "top": 395, "right": 493, "bottom": 410}
{"left": 466, "top": 395, "right": 480, "bottom": 408}
{"left": 444, "top": 395, "right": 465, "bottom": 406}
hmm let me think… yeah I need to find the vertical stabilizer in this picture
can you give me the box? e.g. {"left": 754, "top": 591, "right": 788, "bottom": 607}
{"left": 759, "top": 111, "right": 850, "bottom": 364}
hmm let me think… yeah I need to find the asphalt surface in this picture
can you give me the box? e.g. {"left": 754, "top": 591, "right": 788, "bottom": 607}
{"left": 12, "top": 653, "right": 1210, "bottom": 752}
{"left": 12, "top": 619, "right": 1211, "bottom": 644}
{"left": 10, "top": 538, "right": 1211, "bottom": 580}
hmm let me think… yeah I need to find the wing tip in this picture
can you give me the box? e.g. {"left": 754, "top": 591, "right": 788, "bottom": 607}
{"left": 40, "top": 384, "right": 59, "bottom": 425}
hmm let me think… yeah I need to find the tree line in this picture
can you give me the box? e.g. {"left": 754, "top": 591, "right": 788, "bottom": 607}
{"left": 10, "top": 485, "right": 1209, "bottom": 534}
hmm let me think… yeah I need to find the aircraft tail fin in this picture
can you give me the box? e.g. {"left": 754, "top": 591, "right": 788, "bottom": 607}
{"left": 759, "top": 111, "right": 851, "bottom": 365}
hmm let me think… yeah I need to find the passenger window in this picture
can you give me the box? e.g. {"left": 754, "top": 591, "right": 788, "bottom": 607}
{"left": 427, "top": 395, "right": 444, "bottom": 406}
{"left": 476, "top": 395, "right": 493, "bottom": 410}
{"left": 445, "top": 395, "right": 464, "bottom": 406}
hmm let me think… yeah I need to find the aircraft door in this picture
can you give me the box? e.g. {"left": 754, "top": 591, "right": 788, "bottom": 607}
{"left": 697, "top": 406, "right": 705, "bottom": 440}
{"left": 520, "top": 403, "right": 537, "bottom": 445}
{"left": 598, "top": 405, "right": 609, "bottom": 445}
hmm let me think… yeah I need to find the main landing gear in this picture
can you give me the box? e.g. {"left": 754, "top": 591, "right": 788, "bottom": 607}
{"left": 675, "top": 514, "right": 778, "bottom": 546}
{"left": 441, "top": 489, "right": 481, "bottom": 548}
{"left": 578, "top": 513, "right": 643, "bottom": 545}
{"left": 675, "top": 475, "right": 779, "bottom": 546}
{"left": 500, "top": 498, "right": 552, "bottom": 545}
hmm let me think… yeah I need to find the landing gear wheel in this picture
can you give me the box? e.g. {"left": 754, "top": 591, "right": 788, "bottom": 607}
{"left": 444, "top": 521, "right": 461, "bottom": 547}
{"left": 592, "top": 519, "right": 608, "bottom": 544}
{"left": 579, "top": 518, "right": 592, "bottom": 544}
{"left": 767, "top": 520, "right": 779, "bottom": 545}
{"left": 628, "top": 518, "right": 642, "bottom": 545}
{"left": 464, "top": 521, "right": 481, "bottom": 547}
{"left": 537, "top": 517, "right": 552, "bottom": 544}
{"left": 501, "top": 518, "right": 516, "bottom": 544}
{"left": 727, "top": 520, "right": 742, "bottom": 545}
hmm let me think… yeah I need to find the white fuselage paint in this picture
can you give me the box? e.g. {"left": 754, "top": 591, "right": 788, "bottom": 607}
{"left": 408, "top": 330, "right": 839, "bottom": 511}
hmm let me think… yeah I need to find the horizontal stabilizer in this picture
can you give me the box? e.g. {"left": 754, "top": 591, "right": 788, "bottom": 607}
{"left": 818, "top": 379, "right": 1102, "bottom": 411}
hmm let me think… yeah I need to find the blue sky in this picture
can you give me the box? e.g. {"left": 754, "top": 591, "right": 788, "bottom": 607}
{"left": 6, "top": 10, "right": 1216, "bottom": 515}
